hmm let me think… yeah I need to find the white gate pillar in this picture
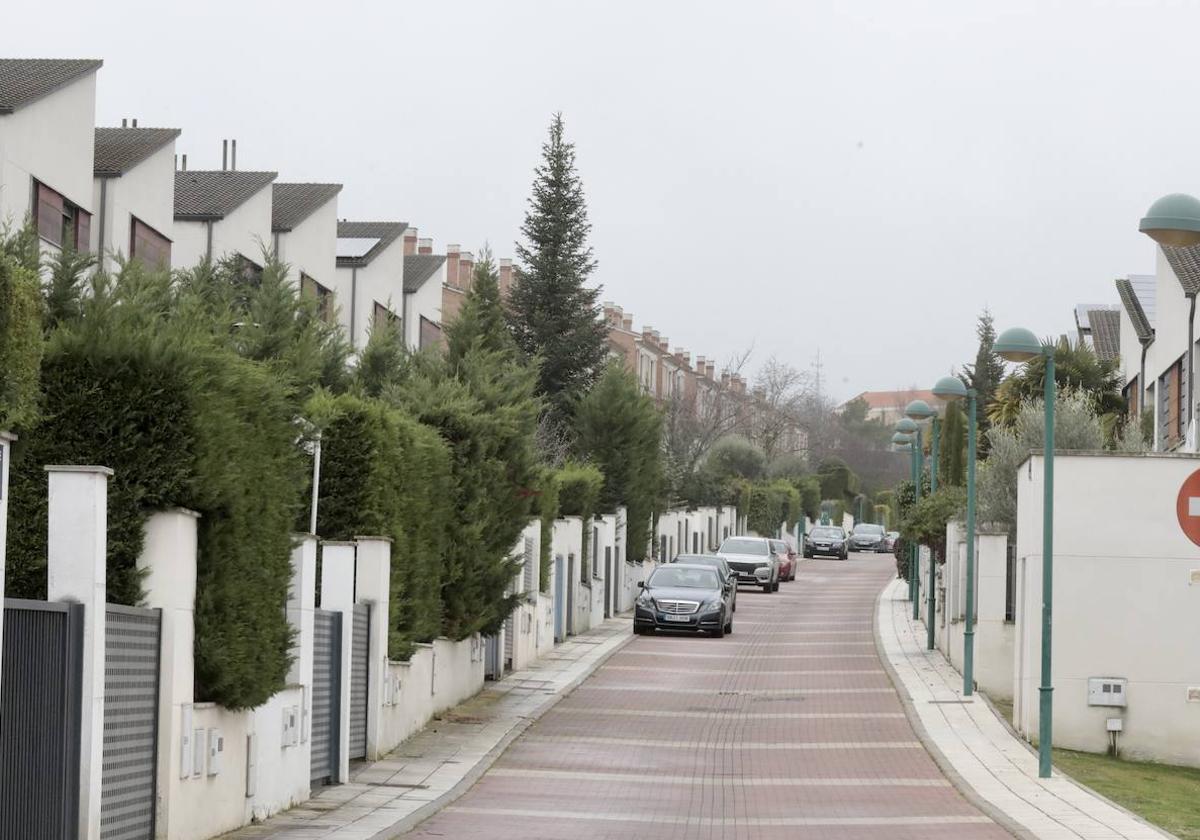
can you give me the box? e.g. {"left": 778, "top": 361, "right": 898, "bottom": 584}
{"left": 320, "top": 542, "right": 355, "bottom": 783}
{"left": 46, "top": 464, "right": 112, "bottom": 840}
{"left": 0, "top": 431, "right": 14, "bottom": 701}
{"left": 354, "top": 536, "right": 391, "bottom": 759}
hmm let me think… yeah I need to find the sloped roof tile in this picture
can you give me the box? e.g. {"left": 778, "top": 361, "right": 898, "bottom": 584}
{"left": 272, "top": 183, "right": 342, "bottom": 232}
{"left": 94, "top": 127, "right": 181, "bottom": 176}
{"left": 1088, "top": 309, "right": 1120, "bottom": 362}
{"left": 0, "top": 59, "right": 102, "bottom": 114}
{"left": 336, "top": 221, "right": 407, "bottom": 267}
{"left": 404, "top": 254, "right": 446, "bottom": 293}
{"left": 1116, "top": 277, "right": 1154, "bottom": 344}
{"left": 175, "top": 170, "right": 277, "bottom": 220}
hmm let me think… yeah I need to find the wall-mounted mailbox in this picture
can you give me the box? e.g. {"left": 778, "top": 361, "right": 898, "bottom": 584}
{"left": 282, "top": 705, "right": 299, "bottom": 747}
{"left": 192, "top": 728, "right": 206, "bottom": 777}
{"left": 207, "top": 728, "right": 224, "bottom": 776}
{"left": 180, "top": 704, "right": 194, "bottom": 779}
{"left": 1087, "top": 677, "right": 1127, "bottom": 707}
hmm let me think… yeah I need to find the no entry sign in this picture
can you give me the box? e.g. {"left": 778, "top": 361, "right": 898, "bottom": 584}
{"left": 1176, "top": 468, "right": 1200, "bottom": 547}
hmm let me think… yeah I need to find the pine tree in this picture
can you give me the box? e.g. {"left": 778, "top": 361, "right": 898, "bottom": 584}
{"left": 446, "top": 245, "right": 515, "bottom": 365}
{"left": 961, "top": 309, "right": 1006, "bottom": 456}
{"left": 507, "top": 113, "right": 609, "bottom": 423}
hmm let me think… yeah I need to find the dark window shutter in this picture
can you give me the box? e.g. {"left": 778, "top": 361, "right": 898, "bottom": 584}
{"left": 37, "top": 182, "right": 64, "bottom": 245}
{"left": 74, "top": 209, "right": 91, "bottom": 253}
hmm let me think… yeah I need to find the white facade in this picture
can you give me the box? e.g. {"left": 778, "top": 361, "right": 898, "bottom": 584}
{"left": 274, "top": 194, "right": 338, "bottom": 301}
{"left": 173, "top": 181, "right": 274, "bottom": 270}
{"left": 334, "top": 240, "right": 406, "bottom": 351}
{"left": 0, "top": 70, "right": 97, "bottom": 243}
{"left": 91, "top": 140, "right": 176, "bottom": 271}
{"left": 405, "top": 267, "right": 444, "bottom": 351}
{"left": 1014, "top": 452, "right": 1200, "bottom": 766}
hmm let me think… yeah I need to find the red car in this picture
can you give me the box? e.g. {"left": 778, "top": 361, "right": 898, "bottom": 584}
{"left": 769, "top": 539, "right": 796, "bottom": 581}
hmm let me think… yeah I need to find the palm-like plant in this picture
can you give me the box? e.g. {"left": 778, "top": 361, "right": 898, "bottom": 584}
{"left": 986, "top": 336, "right": 1125, "bottom": 433}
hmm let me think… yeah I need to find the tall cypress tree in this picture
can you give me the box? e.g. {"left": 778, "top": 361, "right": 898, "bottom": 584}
{"left": 508, "top": 113, "right": 609, "bottom": 423}
{"left": 446, "top": 246, "right": 514, "bottom": 364}
{"left": 961, "top": 309, "right": 1006, "bottom": 456}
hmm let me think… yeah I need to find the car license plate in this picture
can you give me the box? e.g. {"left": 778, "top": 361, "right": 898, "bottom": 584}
{"left": 663, "top": 614, "right": 691, "bottom": 623}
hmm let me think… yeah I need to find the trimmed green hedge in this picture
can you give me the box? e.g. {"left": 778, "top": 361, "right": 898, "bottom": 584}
{"left": 532, "top": 468, "right": 561, "bottom": 592}
{"left": 307, "top": 392, "right": 453, "bottom": 659}
{"left": 0, "top": 245, "right": 44, "bottom": 430}
{"left": 557, "top": 461, "right": 603, "bottom": 576}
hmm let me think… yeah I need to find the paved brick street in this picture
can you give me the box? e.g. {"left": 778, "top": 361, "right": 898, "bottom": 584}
{"left": 406, "top": 554, "right": 1011, "bottom": 840}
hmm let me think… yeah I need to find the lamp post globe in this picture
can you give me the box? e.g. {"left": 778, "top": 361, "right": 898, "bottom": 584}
{"left": 1139, "top": 193, "right": 1200, "bottom": 248}
{"left": 932, "top": 375, "right": 968, "bottom": 402}
{"left": 891, "top": 432, "right": 912, "bottom": 447}
{"left": 895, "top": 417, "right": 919, "bottom": 435}
{"left": 994, "top": 327, "right": 1042, "bottom": 362}
{"left": 904, "top": 399, "right": 936, "bottom": 421}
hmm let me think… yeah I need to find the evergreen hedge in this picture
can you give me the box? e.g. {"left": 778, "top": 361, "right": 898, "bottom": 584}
{"left": 307, "top": 392, "right": 453, "bottom": 659}
{"left": 532, "top": 468, "right": 561, "bottom": 592}
{"left": 0, "top": 245, "right": 44, "bottom": 430}
{"left": 557, "top": 461, "right": 604, "bottom": 575}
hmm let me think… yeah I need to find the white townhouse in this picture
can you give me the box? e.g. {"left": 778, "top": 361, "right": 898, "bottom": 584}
{"left": 334, "top": 220, "right": 409, "bottom": 351}
{"left": 0, "top": 58, "right": 101, "bottom": 253}
{"left": 92, "top": 125, "right": 179, "bottom": 270}
{"left": 172, "top": 169, "right": 276, "bottom": 272}
{"left": 403, "top": 250, "right": 447, "bottom": 351}
{"left": 271, "top": 182, "right": 341, "bottom": 323}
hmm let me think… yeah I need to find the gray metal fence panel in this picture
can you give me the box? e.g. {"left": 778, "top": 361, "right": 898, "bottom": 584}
{"left": 348, "top": 604, "right": 369, "bottom": 760}
{"left": 0, "top": 598, "right": 83, "bottom": 840}
{"left": 101, "top": 605, "right": 161, "bottom": 840}
{"left": 311, "top": 609, "right": 341, "bottom": 784}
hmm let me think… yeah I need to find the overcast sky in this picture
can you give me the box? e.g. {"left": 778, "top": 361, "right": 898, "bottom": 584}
{"left": 4, "top": 1, "right": 1194, "bottom": 401}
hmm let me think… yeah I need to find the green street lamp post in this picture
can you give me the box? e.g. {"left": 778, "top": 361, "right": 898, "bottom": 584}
{"left": 933, "top": 375, "right": 977, "bottom": 695}
{"left": 895, "top": 418, "right": 921, "bottom": 613}
{"left": 905, "top": 400, "right": 937, "bottom": 649}
{"left": 995, "top": 325, "right": 1055, "bottom": 779}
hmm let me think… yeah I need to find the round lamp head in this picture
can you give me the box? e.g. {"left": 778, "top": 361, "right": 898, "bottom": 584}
{"left": 895, "top": 417, "right": 919, "bottom": 435}
{"left": 994, "top": 326, "right": 1043, "bottom": 363}
{"left": 891, "top": 432, "right": 912, "bottom": 449}
{"left": 1139, "top": 193, "right": 1200, "bottom": 248}
{"left": 904, "top": 399, "right": 936, "bottom": 420}
{"left": 932, "top": 375, "right": 968, "bottom": 402}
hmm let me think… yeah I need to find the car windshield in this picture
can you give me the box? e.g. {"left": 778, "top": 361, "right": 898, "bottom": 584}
{"left": 770, "top": 541, "right": 786, "bottom": 552}
{"left": 649, "top": 566, "right": 720, "bottom": 589}
{"left": 718, "top": 538, "right": 768, "bottom": 556}
{"left": 853, "top": 525, "right": 884, "bottom": 536}
{"left": 673, "top": 555, "right": 722, "bottom": 571}
{"left": 811, "top": 528, "right": 842, "bottom": 539}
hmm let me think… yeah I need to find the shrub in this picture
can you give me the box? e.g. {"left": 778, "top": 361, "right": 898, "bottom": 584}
{"left": 0, "top": 247, "right": 44, "bottom": 430}
{"left": 557, "top": 461, "right": 604, "bottom": 574}
{"left": 307, "top": 392, "right": 453, "bottom": 658}
{"left": 899, "top": 487, "right": 967, "bottom": 564}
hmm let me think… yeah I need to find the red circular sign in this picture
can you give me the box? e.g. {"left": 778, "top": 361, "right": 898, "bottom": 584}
{"left": 1176, "top": 468, "right": 1200, "bottom": 547}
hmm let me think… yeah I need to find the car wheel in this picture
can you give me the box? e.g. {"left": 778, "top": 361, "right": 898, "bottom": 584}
{"left": 724, "top": 616, "right": 733, "bottom": 634}
{"left": 712, "top": 618, "right": 726, "bottom": 638}
{"left": 772, "top": 578, "right": 780, "bottom": 592}
{"left": 761, "top": 582, "right": 772, "bottom": 593}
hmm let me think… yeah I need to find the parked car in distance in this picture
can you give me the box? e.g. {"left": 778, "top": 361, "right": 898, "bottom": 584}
{"left": 849, "top": 523, "right": 888, "bottom": 553}
{"left": 769, "top": 539, "right": 796, "bottom": 581}
{"left": 884, "top": 531, "right": 900, "bottom": 552}
{"left": 634, "top": 564, "right": 734, "bottom": 637}
{"left": 716, "top": 536, "right": 780, "bottom": 592}
{"left": 670, "top": 554, "right": 737, "bottom": 611}
{"left": 804, "top": 526, "right": 848, "bottom": 560}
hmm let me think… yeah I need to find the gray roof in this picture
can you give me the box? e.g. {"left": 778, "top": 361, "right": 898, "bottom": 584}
{"left": 336, "top": 221, "right": 407, "bottom": 267}
{"left": 1161, "top": 245, "right": 1200, "bottom": 296}
{"left": 94, "top": 127, "right": 181, "bottom": 177}
{"left": 1116, "top": 277, "right": 1154, "bottom": 344}
{"left": 1088, "top": 309, "right": 1120, "bottom": 362}
{"left": 272, "top": 183, "right": 342, "bottom": 232}
{"left": 175, "top": 171, "right": 277, "bottom": 221}
{"left": 0, "top": 59, "right": 102, "bottom": 115}
{"left": 404, "top": 254, "right": 446, "bottom": 293}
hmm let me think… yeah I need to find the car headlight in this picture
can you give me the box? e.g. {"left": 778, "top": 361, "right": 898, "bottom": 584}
{"left": 702, "top": 598, "right": 723, "bottom": 612}
{"left": 636, "top": 593, "right": 653, "bottom": 606}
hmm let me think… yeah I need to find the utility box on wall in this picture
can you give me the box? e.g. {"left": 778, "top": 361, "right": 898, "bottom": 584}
{"left": 1087, "top": 677, "right": 1128, "bottom": 707}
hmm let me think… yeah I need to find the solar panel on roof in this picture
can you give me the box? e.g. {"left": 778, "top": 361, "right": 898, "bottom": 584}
{"left": 336, "top": 237, "right": 380, "bottom": 258}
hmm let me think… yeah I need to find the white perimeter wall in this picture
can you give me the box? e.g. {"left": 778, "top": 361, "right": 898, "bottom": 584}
{"left": 377, "top": 636, "right": 484, "bottom": 754}
{"left": 91, "top": 142, "right": 176, "bottom": 270}
{"left": 1015, "top": 452, "right": 1200, "bottom": 766}
{"left": 0, "top": 74, "right": 96, "bottom": 230}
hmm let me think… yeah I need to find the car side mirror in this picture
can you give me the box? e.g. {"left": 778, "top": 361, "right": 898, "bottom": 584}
{"left": 637, "top": 581, "right": 645, "bottom": 589}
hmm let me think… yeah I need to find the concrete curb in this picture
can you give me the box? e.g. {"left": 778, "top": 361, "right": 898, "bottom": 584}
{"left": 378, "top": 622, "right": 636, "bottom": 838}
{"left": 872, "top": 579, "right": 1036, "bottom": 840}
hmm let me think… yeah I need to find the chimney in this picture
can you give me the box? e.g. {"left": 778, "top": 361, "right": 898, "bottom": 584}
{"left": 695, "top": 355, "right": 706, "bottom": 372}
{"left": 121, "top": 118, "right": 128, "bottom": 127}
{"left": 445, "top": 244, "right": 461, "bottom": 289}
{"left": 721, "top": 372, "right": 731, "bottom": 388}
{"left": 132, "top": 118, "right": 138, "bottom": 128}
{"left": 231, "top": 139, "right": 237, "bottom": 170}
{"left": 642, "top": 326, "right": 655, "bottom": 343}
{"left": 602, "top": 301, "right": 615, "bottom": 322}
{"left": 222, "top": 139, "right": 228, "bottom": 170}
{"left": 675, "top": 349, "right": 691, "bottom": 367}
{"left": 418, "top": 238, "right": 433, "bottom": 255}
{"left": 403, "top": 228, "right": 418, "bottom": 256}
{"left": 499, "top": 258, "right": 513, "bottom": 296}
{"left": 659, "top": 335, "right": 670, "bottom": 352}
{"left": 705, "top": 361, "right": 715, "bottom": 380}
{"left": 459, "top": 251, "right": 475, "bottom": 290}
{"left": 622, "top": 313, "right": 633, "bottom": 331}
{"left": 181, "top": 154, "right": 187, "bottom": 171}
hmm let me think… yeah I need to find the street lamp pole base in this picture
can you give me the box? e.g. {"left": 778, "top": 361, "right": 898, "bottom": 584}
{"left": 1038, "top": 684, "right": 1054, "bottom": 778}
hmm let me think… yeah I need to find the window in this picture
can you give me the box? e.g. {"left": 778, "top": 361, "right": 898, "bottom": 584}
{"left": 419, "top": 316, "right": 442, "bottom": 350}
{"left": 373, "top": 301, "right": 399, "bottom": 332}
{"left": 234, "top": 253, "right": 263, "bottom": 285}
{"left": 130, "top": 217, "right": 171, "bottom": 269}
{"left": 300, "top": 273, "right": 335, "bottom": 323}
{"left": 35, "top": 180, "right": 90, "bottom": 252}
{"left": 1161, "top": 358, "right": 1184, "bottom": 448}
{"left": 1123, "top": 375, "right": 1140, "bottom": 416}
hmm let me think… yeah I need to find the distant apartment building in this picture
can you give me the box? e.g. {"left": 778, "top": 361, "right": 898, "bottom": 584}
{"left": 0, "top": 59, "right": 102, "bottom": 253}
{"left": 839, "top": 389, "right": 937, "bottom": 426}
{"left": 92, "top": 124, "right": 179, "bottom": 270}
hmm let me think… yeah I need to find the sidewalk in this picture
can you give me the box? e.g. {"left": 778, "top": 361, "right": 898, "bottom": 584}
{"left": 222, "top": 616, "right": 632, "bottom": 840}
{"left": 876, "top": 578, "right": 1175, "bottom": 840}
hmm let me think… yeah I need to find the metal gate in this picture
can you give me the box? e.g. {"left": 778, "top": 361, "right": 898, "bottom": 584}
{"left": 0, "top": 598, "right": 83, "bottom": 840}
{"left": 603, "top": 547, "right": 613, "bottom": 619}
{"left": 484, "top": 634, "right": 502, "bottom": 679}
{"left": 348, "top": 604, "right": 369, "bottom": 761}
{"left": 553, "top": 554, "right": 565, "bottom": 642}
{"left": 311, "top": 609, "right": 341, "bottom": 785}
{"left": 101, "top": 605, "right": 161, "bottom": 840}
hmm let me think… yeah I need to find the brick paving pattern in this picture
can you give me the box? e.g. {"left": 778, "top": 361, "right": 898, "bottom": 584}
{"left": 406, "top": 554, "right": 1012, "bottom": 839}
